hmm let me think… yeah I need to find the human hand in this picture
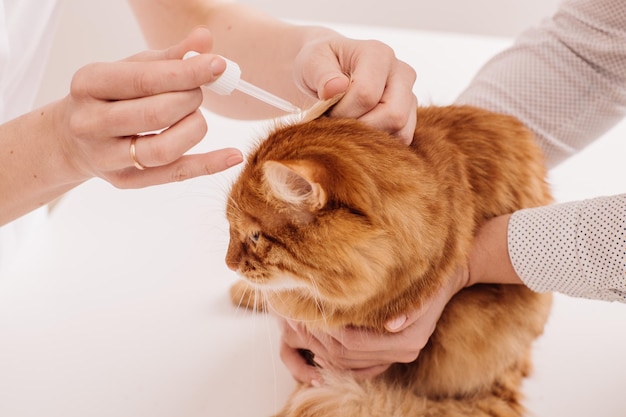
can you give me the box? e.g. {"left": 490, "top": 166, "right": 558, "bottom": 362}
{"left": 293, "top": 32, "right": 417, "bottom": 144}
{"left": 58, "top": 27, "right": 243, "bottom": 188}
{"left": 278, "top": 265, "right": 469, "bottom": 384}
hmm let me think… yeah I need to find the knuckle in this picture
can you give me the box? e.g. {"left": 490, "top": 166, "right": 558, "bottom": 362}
{"left": 327, "top": 343, "right": 345, "bottom": 358}
{"left": 337, "top": 338, "right": 358, "bottom": 352}
{"left": 201, "top": 160, "right": 219, "bottom": 176}
{"left": 141, "top": 104, "right": 162, "bottom": 128}
{"left": 133, "top": 70, "right": 158, "bottom": 96}
{"left": 334, "top": 334, "right": 363, "bottom": 354}
{"left": 106, "top": 172, "right": 134, "bottom": 190}
{"left": 151, "top": 144, "right": 173, "bottom": 166}
{"left": 188, "top": 88, "right": 205, "bottom": 108}
{"left": 399, "top": 60, "right": 417, "bottom": 81}
{"left": 67, "top": 112, "right": 91, "bottom": 139}
{"left": 169, "top": 164, "right": 194, "bottom": 182}
{"left": 69, "top": 64, "right": 96, "bottom": 97}
{"left": 352, "top": 88, "right": 380, "bottom": 110}
{"left": 365, "top": 39, "right": 393, "bottom": 56}
{"left": 385, "top": 109, "right": 410, "bottom": 131}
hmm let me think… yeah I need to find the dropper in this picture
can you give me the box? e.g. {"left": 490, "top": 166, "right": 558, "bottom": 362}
{"left": 183, "top": 51, "right": 301, "bottom": 114}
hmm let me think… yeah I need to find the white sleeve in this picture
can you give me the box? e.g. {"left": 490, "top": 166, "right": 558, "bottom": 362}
{"left": 508, "top": 194, "right": 626, "bottom": 302}
{"left": 456, "top": 0, "right": 626, "bottom": 169}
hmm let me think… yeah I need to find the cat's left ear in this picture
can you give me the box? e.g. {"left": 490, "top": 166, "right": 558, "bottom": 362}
{"left": 299, "top": 93, "right": 344, "bottom": 124}
{"left": 263, "top": 160, "right": 327, "bottom": 211}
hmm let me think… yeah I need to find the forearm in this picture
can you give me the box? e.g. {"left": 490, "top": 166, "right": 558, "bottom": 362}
{"left": 0, "top": 100, "right": 85, "bottom": 226}
{"left": 128, "top": 0, "right": 330, "bottom": 117}
{"left": 469, "top": 195, "right": 626, "bottom": 302}
{"left": 508, "top": 194, "right": 626, "bottom": 302}
{"left": 456, "top": 0, "right": 626, "bottom": 168}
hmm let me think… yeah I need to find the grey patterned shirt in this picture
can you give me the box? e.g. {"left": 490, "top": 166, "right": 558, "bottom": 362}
{"left": 456, "top": 0, "right": 626, "bottom": 301}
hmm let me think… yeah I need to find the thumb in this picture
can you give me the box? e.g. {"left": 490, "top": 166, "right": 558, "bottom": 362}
{"left": 295, "top": 49, "right": 350, "bottom": 100}
{"left": 318, "top": 74, "right": 350, "bottom": 100}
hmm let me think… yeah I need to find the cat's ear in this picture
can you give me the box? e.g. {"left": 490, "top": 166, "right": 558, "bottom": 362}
{"left": 299, "top": 93, "right": 345, "bottom": 124}
{"left": 263, "top": 160, "right": 327, "bottom": 210}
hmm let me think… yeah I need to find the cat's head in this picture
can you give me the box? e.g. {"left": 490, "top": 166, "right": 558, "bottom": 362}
{"left": 225, "top": 115, "right": 447, "bottom": 312}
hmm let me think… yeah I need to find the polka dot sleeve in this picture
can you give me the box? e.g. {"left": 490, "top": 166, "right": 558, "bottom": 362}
{"left": 508, "top": 194, "right": 626, "bottom": 302}
{"left": 456, "top": 0, "right": 626, "bottom": 302}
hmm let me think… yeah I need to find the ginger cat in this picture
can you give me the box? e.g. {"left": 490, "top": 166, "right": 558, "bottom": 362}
{"left": 225, "top": 101, "right": 553, "bottom": 417}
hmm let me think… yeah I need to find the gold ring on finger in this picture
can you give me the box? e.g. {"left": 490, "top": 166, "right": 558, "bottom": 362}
{"left": 129, "top": 135, "right": 147, "bottom": 170}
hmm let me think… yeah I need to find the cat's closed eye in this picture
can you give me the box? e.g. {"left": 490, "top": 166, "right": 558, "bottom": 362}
{"left": 249, "top": 231, "right": 261, "bottom": 245}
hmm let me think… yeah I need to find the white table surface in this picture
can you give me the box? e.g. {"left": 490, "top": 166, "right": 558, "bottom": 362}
{"left": 1, "top": 23, "right": 625, "bottom": 417}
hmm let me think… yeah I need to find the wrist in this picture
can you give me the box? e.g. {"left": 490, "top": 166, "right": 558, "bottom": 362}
{"left": 41, "top": 98, "right": 93, "bottom": 185}
{"left": 467, "top": 214, "right": 524, "bottom": 287}
{"left": 0, "top": 99, "right": 86, "bottom": 225}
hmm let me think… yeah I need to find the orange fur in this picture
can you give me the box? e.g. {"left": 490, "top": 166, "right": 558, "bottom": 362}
{"left": 225, "top": 105, "right": 553, "bottom": 416}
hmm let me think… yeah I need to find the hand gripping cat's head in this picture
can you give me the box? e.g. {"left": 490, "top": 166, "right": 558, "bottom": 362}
{"left": 225, "top": 113, "right": 457, "bottom": 327}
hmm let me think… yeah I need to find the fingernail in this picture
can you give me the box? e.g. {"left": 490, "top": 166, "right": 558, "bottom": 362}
{"left": 210, "top": 57, "right": 226, "bottom": 77}
{"left": 226, "top": 153, "right": 243, "bottom": 167}
{"left": 385, "top": 315, "right": 407, "bottom": 332}
{"left": 321, "top": 76, "right": 348, "bottom": 100}
{"left": 322, "top": 76, "right": 344, "bottom": 89}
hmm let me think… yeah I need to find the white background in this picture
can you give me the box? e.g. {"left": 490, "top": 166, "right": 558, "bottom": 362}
{"left": 7, "top": 1, "right": 624, "bottom": 417}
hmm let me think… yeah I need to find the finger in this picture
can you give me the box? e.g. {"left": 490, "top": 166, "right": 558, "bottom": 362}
{"left": 356, "top": 94, "right": 417, "bottom": 145}
{"left": 327, "top": 40, "right": 394, "bottom": 119}
{"left": 384, "top": 299, "right": 431, "bottom": 333}
{"left": 327, "top": 326, "right": 422, "bottom": 364}
{"left": 385, "top": 283, "right": 444, "bottom": 335}
{"left": 284, "top": 320, "right": 330, "bottom": 357}
{"left": 313, "top": 350, "right": 396, "bottom": 373}
{"left": 385, "top": 315, "right": 410, "bottom": 333}
{"left": 72, "top": 53, "right": 225, "bottom": 101}
{"left": 349, "top": 364, "right": 391, "bottom": 380}
{"left": 108, "top": 147, "right": 242, "bottom": 188}
{"left": 319, "top": 75, "right": 350, "bottom": 100}
{"left": 91, "top": 89, "right": 204, "bottom": 139}
{"left": 354, "top": 62, "right": 417, "bottom": 144}
{"left": 279, "top": 342, "right": 322, "bottom": 385}
{"left": 392, "top": 103, "right": 417, "bottom": 145}
{"left": 310, "top": 327, "right": 389, "bottom": 364}
{"left": 295, "top": 44, "right": 351, "bottom": 98}
{"left": 117, "top": 110, "right": 208, "bottom": 169}
{"left": 285, "top": 322, "right": 398, "bottom": 370}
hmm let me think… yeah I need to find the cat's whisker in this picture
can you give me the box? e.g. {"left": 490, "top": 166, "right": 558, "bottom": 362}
{"left": 232, "top": 281, "right": 251, "bottom": 315}
{"left": 305, "top": 276, "right": 332, "bottom": 327}
{"left": 309, "top": 283, "right": 326, "bottom": 323}
{"left": 261, "top": 289, "right": 325, "bottom": 326}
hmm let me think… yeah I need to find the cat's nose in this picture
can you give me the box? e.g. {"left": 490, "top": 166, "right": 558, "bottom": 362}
{"left": 225, "top": 255, "right": 239, "bottom": 271}
{"left": 225, "top": 243, "right": 240, "bottom": 271}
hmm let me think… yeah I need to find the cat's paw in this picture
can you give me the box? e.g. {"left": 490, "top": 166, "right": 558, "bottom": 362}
{"left": 229, "top": 279, "right": 267, "bottom": 312}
